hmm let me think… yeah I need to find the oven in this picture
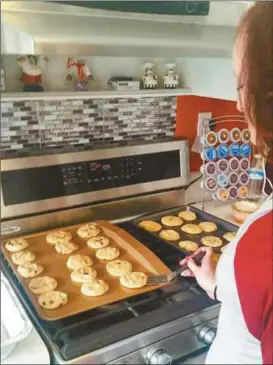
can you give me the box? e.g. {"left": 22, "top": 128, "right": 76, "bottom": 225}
{"left": 1, "top": 140, "right": 219, "bottom": 364}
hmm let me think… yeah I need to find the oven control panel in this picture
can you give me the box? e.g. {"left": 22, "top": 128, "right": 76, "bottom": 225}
{"left": 60, "top": 151, "right": 179, "bottom": 195}
{"left": 84, "top": 155, "right": 142, "bottom": 190}
{"left": 61, "top": 164, "right": 85, "bottom": 186}
{"left": 2, "top": 150, "right": 182, "bottom": 206}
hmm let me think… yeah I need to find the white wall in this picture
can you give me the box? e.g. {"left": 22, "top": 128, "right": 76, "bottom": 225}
{"left": 2, "top": 55, "right": 236, "bottom": 101}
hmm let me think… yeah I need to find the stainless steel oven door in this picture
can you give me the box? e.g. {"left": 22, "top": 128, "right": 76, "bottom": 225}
{"left": 176, "top": 348, "right": 208, "bottom": 364}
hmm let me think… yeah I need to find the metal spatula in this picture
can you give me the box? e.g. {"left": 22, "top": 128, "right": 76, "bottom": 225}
{"left": 147, "top": 251, "right": 205, "bottom": 285}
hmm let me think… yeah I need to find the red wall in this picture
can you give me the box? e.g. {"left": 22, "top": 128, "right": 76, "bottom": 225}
{"left": 175, "top": 95, "right": 243, "bottom": 171}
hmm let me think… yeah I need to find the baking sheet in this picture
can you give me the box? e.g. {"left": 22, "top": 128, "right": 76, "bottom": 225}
{"left": 1, "top": 221, "right": 171, "bottom": 321}
{"left": 133, "top": 205, "right": 239, "bottom": 256}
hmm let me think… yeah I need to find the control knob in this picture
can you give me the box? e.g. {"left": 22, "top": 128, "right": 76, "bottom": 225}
{"left": 198, "top": 325, "right": 217, "bottom": 345}
{"left": 145, "top": 348, "right": 172, "bottom": 365}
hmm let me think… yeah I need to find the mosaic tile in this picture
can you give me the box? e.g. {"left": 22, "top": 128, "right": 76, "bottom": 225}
{"left": 1, "top": 96, "right": 176, "bottom": 157}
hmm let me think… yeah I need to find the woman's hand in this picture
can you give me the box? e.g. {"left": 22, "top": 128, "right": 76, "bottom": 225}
{"left": 180, "top": 247, "right": 217, "bottom": 300}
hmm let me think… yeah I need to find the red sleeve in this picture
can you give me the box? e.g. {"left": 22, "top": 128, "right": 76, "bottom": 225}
{"left": 235, "top": 211, "right": 273, "bottom": 365}
{"left": 261, "top": 288, "right": 273, "bottom": 364}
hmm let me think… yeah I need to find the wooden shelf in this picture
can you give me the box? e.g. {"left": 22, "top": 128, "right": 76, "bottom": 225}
{"left": 1, "top": 88, "right": 192, "bottom": 101}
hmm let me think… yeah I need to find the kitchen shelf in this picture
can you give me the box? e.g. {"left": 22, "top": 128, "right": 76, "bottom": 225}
{"left": 1, "top": 88, "right": 192, "bottom": 102}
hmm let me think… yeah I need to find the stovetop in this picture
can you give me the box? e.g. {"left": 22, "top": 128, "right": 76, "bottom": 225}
{"left": 1, "top": 221, "right": 215, "bottom": 362}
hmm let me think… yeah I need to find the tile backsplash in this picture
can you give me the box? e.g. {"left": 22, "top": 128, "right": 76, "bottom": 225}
{"left": 1, "top": 96, "right": 176, "bottom": 158}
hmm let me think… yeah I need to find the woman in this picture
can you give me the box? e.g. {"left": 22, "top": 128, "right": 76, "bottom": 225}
{"left": 181, "top": 3, "right": 273, "bottom": 364}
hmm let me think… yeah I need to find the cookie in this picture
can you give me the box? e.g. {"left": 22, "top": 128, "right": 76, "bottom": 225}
{"left": 139, "top": 220, "right": 162, "bottom": 232}
{"left": 201, "top": 236, "right": 223, "bottom": 248}
{"left": 106, "top": 260, "right": 132, "bottom": 277}
{"left": 46, "top": 230, "right": 72, "bottom": 245}
{"left": 5, "top": 238, "right": 28, "bottom": 253}
{"left": 77, "top": 223, "right": 100, "bottom": 239}
{"left": 17, "top": 263, "right": 43, "bottom": 278}
{"left": 55, "top": 241, "right": 78, "bottom": 255}
{"left": 120, "top": 272, "right": 147, "bottom": 289}
{"left": 70, "top": 267, "right": 97, "bottom": 283}
{"left": 81, "top": 279, "right": 109, "bottom": 297}
{"left": 199, "top": 222, "right": 217, "bottom": 233}
{"left": 159, "top": 229, "right": 180, "bottom": 241}
{"left": 181, "top": 224, "right": 203, "bottom": 235}
{"left": 178, "top": 211, "right": 197, "bottom": 222}
{"left": 223, "top": 232, "right": 236, "bottom": 242}
{"left": 221, "top": 245, "right": 228, "bottom": 253}
{"left": 178, "top": 240, "right": 198, "bottom": 252}
{"left": 38, "top": 290, "right": 68, "bottom": 310}
{"left": 87, "top": 236, "right": 110, "bottom": 249}
{"left": 161, "top": 216, "right": 183, "bottom": 227}
{"left": 11, "top": 251, "right": 36, "bottom": 265}
{"left": 95, "top": 247, "right": 120, "bottom": 261}
{"left": 29, "top": 276, "right": 57, "bottom": 295}
{"left": 66, "top": 254, "right": 93, "bottom": 270}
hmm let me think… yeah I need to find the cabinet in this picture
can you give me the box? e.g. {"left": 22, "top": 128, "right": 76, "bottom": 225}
{"left": 181, "top": 58, "right": 237, "bottom": 101}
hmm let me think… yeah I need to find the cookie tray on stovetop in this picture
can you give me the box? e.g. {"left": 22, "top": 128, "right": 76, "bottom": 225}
{"left": 1, "top": 221, "right": 170, "bottom": 321}
{"left": 132, "top": 205, "right": 239, "bottom": 257}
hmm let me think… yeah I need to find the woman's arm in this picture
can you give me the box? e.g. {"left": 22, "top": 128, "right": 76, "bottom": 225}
{"left": 261, "top": 288, "right": 272, "bottom": 364}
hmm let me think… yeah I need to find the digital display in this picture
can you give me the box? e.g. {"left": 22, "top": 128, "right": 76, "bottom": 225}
{"left": 2, "top": 151, "right": 181, "bottom": 206}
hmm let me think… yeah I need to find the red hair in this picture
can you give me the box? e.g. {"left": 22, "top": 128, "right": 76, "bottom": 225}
{"left": 237, "top": 3, "right": 273, "bottom": 162}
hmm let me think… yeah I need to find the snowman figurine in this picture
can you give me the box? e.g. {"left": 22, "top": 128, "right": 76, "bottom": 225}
{"left": 142, "top": 63, "right": 158, "bottom": 89}
{"left": 164, "top": 63, "right": 179, "bottom": 89}
{"left": 17, "top": 55, "right": 49, "bottom": 92}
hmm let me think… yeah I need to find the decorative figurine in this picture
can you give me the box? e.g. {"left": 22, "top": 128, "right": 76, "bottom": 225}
{"left": 66, "top": 58, "right": 93, "bottom": 91}
{"left": 1, "top": 58, "right": 5, "bottom": 92}
{"left": 17, "top": 55, "right": 49, "bottom": 92}
{"left": 142, "top": 63, "right": 158, "bottom": 89}
{"left": 164, "top": 63, "right": 179, "bottom": 89}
